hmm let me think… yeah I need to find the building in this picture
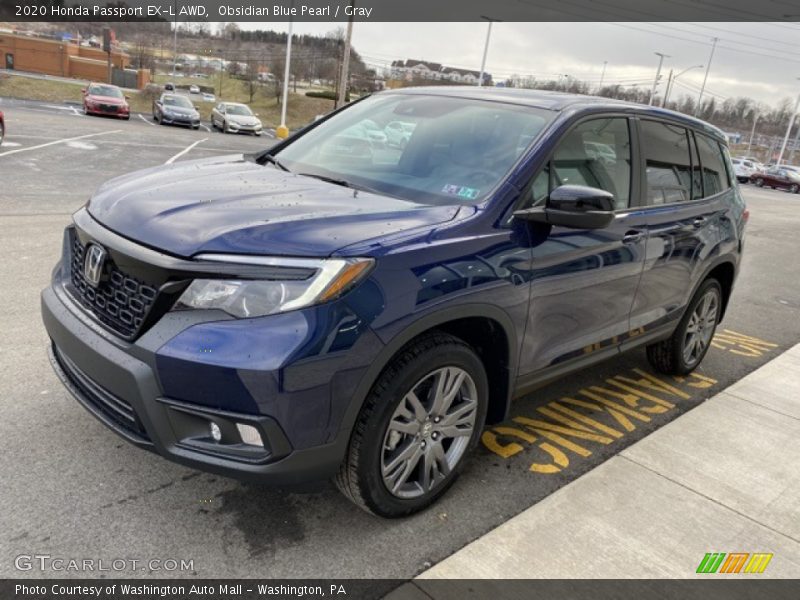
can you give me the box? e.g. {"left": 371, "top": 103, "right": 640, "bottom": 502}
{"left": 0, "top": 31, "right": 150, "bottom": 89}
{"left": 390, "top": 59, "right": 491, "bottom": 86}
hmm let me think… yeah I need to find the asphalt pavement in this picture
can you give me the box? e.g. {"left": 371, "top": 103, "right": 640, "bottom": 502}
{"left": 1, "top": 99, "right": 798, "bottom": 581}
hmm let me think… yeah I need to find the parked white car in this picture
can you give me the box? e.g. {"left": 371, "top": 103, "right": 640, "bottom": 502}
{"left": 383, "top": 121, "right": 415, "bottom": 149}
{"left": 210, "top": 102, "right": 263, "bottom": 136}
{"left": 731, "top": 157, "right": 760, "bottom": 183}
{"left": 189, "top": 84, "right": 200, "bottom": 94}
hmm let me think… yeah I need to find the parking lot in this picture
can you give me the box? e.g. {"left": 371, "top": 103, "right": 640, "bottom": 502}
{"left": 1, "top": 99, "right": 799, "bottom": 580}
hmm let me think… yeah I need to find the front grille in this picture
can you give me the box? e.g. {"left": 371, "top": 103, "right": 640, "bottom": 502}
{"left": 53, "top": 345, "right": 150, "bottom": 442}
{"left": 99, "top": 104, "right": 118, "bottom": 112}
{"left": 69, "top": 236, "right": 158, "bottom": 338}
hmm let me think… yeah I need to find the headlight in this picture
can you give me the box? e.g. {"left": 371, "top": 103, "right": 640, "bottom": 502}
{"left": 174, "top": 256, "right": 374, "bottom": 318}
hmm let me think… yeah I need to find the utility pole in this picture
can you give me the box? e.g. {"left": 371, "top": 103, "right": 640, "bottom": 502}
{"left": 337, "top": 0, "right": 355, "bottom": 107}
{"left": 218, "top": 51, "right": 224, "bottom": 99}
{"left": 649, "top": 52, "right": 669, "bottom": 106}
{"left": 478, "top": 16, "right": 500, "bottom": 87}
{"left": 663, "top": 64, "right": 703, "bottom": 108}
{"left": 789, "top": 123, "right": 800, "bottom": 164}
{"left": 777, "top": 83, "right": 800, "bottom": 165}
{"left": 746, "top": 111, "right": 759, "bottom": 157}
{"left": 598, "top": 60, "right": 607, "bottom": 91}
{"left": 661, "top": 69, "right": 673, "bottom": 108}
{"left": 695, "top": 37, "right": 718, "bottom": 117}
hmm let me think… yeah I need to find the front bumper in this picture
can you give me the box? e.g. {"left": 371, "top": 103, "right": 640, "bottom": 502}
{"left": 162, "top": 115, "right": 200, "bottom": 127}
{"left": 41, "top": 285, "right": 350, "bottom": 485}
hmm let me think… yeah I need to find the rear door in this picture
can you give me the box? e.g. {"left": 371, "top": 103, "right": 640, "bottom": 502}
{"left": 629, "top": 120, "right": 733, "bottom": 338}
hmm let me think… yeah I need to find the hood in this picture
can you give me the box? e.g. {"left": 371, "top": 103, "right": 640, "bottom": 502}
{"left": 228, "top": 114, "right": 261, "bottom": 125}
{"left": 87, "top": 155, "right": 462, "bottom": 258}
{"left": 88, "top": 95, "right": 126, "bottom": 105}
{"left": 163, "top": 104, "right": 197, "bottom": 115}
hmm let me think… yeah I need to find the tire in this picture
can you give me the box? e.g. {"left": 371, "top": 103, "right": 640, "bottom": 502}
{"left": 646, "top": 279, "right": 722, "bottom": 375}
{"left": 223, "top": 119, "right": 230, "bottom": 133}
{"left": 0, "top": 122, "right": 4, "bottom": 146}
{"left": 335, "top": 332, "right": 488, "bottom": 517}
{"left": 755, "top": 178, "right": 764, "bottom": 187}
{"left": 791, "top": 184, "right": 799, "bottom": 194}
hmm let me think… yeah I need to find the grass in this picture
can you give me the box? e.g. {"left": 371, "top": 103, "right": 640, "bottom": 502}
{"left": 0, "top": 71, "right": 338, "bottom": 130}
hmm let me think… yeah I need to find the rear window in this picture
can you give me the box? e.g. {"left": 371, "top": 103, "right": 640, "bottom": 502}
{"left": 696, "top": 134, "right": 731, "bottom": 196}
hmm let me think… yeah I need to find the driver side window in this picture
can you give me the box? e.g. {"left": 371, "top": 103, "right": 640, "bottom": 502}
{"left": 522, "top": 117, "right": 631, "bottom": 210}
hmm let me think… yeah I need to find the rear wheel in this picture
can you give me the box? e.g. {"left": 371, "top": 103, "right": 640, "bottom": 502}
{"left": 647, "top": 279, "right": 722, "bottom": 375}
{"left": 336, "top": 332, "right": 488, "bottom": 517}
{"left": 0, "top": 121, "right": 4, "bottom": 146}
{"left": 791, "top": 184, "right": 799, "bottom": 194}
{"left": 755, "top": 177, "right": 764, "bottom": 187}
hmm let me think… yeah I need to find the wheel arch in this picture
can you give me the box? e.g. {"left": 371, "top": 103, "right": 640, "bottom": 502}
{"left": 339, "top": 304, "right": 519, "bottom": 441}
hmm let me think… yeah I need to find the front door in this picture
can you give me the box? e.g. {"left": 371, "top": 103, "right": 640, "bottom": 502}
{"left": 516, "top": 116, "right": 648, "bottom": 376}
{"left": 5, "top": 53, "right": 13, "bottom": 70}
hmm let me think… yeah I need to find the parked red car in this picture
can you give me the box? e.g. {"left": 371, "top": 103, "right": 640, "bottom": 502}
{"left": 83, "top": 83, "right": 130, "bottom": 119}
{"left": 0, "top": 110, "right": 4, "bottom": 146}
{"left": 750, "top": 166, "right": 800, "bottom": 193}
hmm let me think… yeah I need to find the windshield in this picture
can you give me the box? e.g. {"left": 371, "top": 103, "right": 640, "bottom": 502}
{"left": 226, "top": 104, "right": 253, "bottom": 116}
{"left": 89, "top": 85, "right": 122, "bottom": 98}
{"left": 273, "top": 93, "right": 555, "bottom": 204}
{"left": 163, "top": 95, "right": 193, "bottom": 109}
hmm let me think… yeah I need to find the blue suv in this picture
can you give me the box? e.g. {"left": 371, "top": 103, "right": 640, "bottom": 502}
{"left": 42, "top": 88, "right": 746, "bottom": 517}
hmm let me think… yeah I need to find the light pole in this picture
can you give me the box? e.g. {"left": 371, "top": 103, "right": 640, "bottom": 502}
{"left": 337, "top": 0, "right": 355, "bottom": 108}
{"left": 277, "top": 10, "right": 293, "bottom": 139}
{"left": 663, "top": 64, "right": 703, "bottom": 107}
{"left": 649, "top": 52, "right": 669, "bottom": 106}
{"left": 478, "top": 16, "right": 500, "bottom": 87}
{"left": 171, "top": 0, "right": 178, "bottom": 77}
{"left": 777, "top": 80, "right": 800, "bottom": 165}
{"left": 695, "top": 37, "right": 718, "bottom": 117}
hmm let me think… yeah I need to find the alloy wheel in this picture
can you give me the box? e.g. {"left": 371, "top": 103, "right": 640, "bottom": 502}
{"left": 682, "top": 290, "right": 718, "bottom": 367}
{"left": 381, "top": 367, "right": 478, "bottom": 499}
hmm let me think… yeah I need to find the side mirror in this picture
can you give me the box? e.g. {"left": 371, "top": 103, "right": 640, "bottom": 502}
{"left": 81, "top": 88, "right": 87, "bottom": 94}
{"left": 124, "top": 95, "right": 130, "bottom": 100}
{"left": 514, "top": 185, "right": 616, "bottom": 229}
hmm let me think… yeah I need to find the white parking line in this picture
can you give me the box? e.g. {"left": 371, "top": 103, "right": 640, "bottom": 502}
{"left": 0, "top": 130, "right": 121, "bottom": 158}
{"left": 165, "top": 138, "right": 208, "bottom": 164}
{"left": 200, "top": 123, "right": 211, "bottom": 132}
{"left": 138, "top": 114, "right": 155, "bottom": 126}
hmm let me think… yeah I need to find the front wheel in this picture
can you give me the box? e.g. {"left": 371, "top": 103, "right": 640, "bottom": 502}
{"left": 755, "top": 178, "right": 764, "bottom": 187}
{"left": 790, "top": 184, "right": 799, "bottom": 194}
{"left": 336, "top": 332, "right": 488, "bottom": 517}
{"left": 647, "top": 279, "right": 722, "bottom": 375}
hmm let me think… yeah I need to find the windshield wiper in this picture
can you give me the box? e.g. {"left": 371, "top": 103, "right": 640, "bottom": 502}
{"left": 297, "top": 172, "right": 385, "bottom": 196}
{"left": 262, "top": 154, "right": 290, "bottom": 172}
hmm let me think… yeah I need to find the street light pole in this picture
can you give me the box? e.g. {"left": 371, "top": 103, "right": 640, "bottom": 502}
{"left": 277, "top": 12, "right": 293, "bottom": 139}
{"left": 661, "top": 69, "right": 673, "bottom": 108}
{"left": 649, "top": 52, "right": 669, "bottom": 106}
{"left": 172, "top": 0, "right": 177, "bottom": 77}
{"left": 695, "top": 37, "right": 718, "bottom": 117}
{"left": 337, "top": 0, "right": 355, "bottom": 107}
{"left": 478, "top": 16, "right": 500, "bottom": 87}
{"left": 777, "top": 83, "right": 800, "bottom": 165}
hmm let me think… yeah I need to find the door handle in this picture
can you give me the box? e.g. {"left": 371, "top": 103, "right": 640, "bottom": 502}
{"left": 622, "top": 230, "right": 644, "bottom": 244}
{"left": 693, "top": 216, "right": 707, "bottom": 228}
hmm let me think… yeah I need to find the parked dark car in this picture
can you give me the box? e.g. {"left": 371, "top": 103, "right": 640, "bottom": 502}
{"left": 750, "top": 166, "right": 800, "bottom": 192}
{"left": 42, "top": 88, "right": 746, "bottom": 517}
{"left": 0, "top": 110, "right": 4, "bottom": 146}
{"left": 152, "top": 93, "right": 201, "bottom": 129}
{"left": 83, "top": 83, "right": 130, "bottom": 120}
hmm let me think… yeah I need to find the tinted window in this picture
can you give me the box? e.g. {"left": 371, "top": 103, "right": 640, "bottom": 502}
{"left": 550, "top": 118, "right": 631, "bottom": 209}
{"left": 696, "top": 134, "right": 731, "bottom": 196}
{"left": 640, "top": 120, "right": 698, "bottom": 205}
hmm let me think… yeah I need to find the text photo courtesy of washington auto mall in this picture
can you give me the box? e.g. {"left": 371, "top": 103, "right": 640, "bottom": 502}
{"left": 0, "top": 0, "right": 799, "bottom": 598}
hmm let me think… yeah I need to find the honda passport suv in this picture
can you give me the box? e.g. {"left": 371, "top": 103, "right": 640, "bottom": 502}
{"left": 42, "top": 88, "right": 746, "bottom": 517}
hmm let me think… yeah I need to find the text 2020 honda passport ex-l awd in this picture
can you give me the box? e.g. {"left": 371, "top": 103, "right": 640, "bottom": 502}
{"left": 42, "top": 88, "right": 746, "bottom": 517}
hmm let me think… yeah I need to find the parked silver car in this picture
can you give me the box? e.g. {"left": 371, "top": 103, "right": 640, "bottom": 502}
{"left": 731, "top": 157, "right": 761, "bottom": 183}
{"left": 210, "top": 102, "right": 263, "bottom": 136}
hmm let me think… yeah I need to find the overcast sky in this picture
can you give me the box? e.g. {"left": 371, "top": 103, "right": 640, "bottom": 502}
{"left": 239, "top": 21, "right": 800, "bottom": 107}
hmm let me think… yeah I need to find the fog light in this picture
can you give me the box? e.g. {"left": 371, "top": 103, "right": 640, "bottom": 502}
{"left": 209, "top": 421, "right": 222, "bottom": 442}
{"left": 236, "top": 423, "right": 264, "bottom": 447}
